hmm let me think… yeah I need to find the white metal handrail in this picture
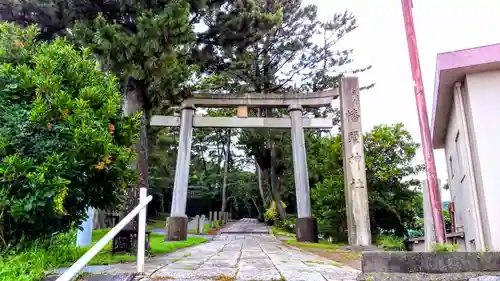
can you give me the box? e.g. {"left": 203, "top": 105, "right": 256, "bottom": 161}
{"left": 57, "top": 193, "right": 152, "bottom": 281}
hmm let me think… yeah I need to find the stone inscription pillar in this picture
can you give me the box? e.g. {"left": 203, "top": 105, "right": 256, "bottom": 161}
{"left": 167, "top": 104, "right": 195, "bottom": 241}
{"left": 340, "top": 76, "right": 371, "bottom": 246}
{"left": 289, "top": 104, "right": 318, "bottom": 243}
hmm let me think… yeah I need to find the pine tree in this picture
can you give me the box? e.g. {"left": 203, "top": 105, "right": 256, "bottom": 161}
{"left": 70, "top": 0, "right": 196, "bottom": 224}
{"left": 198, "top": 0, "right": 372, "bottom": 218}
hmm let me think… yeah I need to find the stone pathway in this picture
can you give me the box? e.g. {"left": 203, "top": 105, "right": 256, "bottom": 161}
{"left": 108, "top": 219, "right": 359, "bottom": 281}
{"left": 220, "top": 218, "right": 269, "bottom": 234}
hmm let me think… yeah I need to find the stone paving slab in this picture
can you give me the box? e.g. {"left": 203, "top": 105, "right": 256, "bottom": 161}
{"left": 146, "top": 219, "right": 359, "bottom": 281}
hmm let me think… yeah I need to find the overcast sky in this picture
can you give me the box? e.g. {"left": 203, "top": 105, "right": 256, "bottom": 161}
{"left": 304, "top": 0, "right": 500, "bottom": 201}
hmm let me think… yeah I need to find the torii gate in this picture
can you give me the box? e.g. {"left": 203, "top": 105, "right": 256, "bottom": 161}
{"left": 151, "top": 76, "right": 371, "bottom": 245}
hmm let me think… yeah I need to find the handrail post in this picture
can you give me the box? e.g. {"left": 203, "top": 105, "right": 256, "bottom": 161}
{"left": 137, "top": 188, "right": 147, "bottom": 273}
{"left": 56, "top": 195, "right": 153, "bottom": 281}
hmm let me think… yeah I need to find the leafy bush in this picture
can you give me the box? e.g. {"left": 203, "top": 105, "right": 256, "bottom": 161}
{"left": 376, "top": 235, "right": 405, "bottom": 251}
{"left": 277, "top": 216, "right": 296, "bottom": 233}
{"left": 311, "top": 176, "right": 348, "bottom": 241}
{"left": 0, "top": 23, "right": 140, "bottom": 246}
{"left": 0, "top": 230, "right": 85, "bottom": 281}
{"left": 264, "top": 200, "right": 286, "bottom": 223}
{"left": 432, "top": 243, "right": 459, "bottom": 253}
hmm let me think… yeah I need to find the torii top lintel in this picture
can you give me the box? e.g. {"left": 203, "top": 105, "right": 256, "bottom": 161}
{"left": 164, "top": 89, "right": 339, "bottom": 108}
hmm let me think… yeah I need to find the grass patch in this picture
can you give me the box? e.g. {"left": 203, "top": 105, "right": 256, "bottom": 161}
{"left": 376, "top": 235, "right": 405, "bottom": 251}
{"left": 0, "top": 232, "right": 87, "bottom": 281}
{"left": 284, "top": 239, "right": 360, "bottom": 268}
{"left": 85, "top": 228, "right": 208, "bottom": 265}
{"left": 272, "top": 226, "right": 295, "bottom": 237}
{"left": 432, "top": 243, "right": 459, "bottom": 253}
{"left": 0, "top": 228, "right": 208, "bottom": 281}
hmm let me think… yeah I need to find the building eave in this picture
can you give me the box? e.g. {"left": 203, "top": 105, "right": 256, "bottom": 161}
{"left": 432, "top": 43, "right": 500, "bottom": 149}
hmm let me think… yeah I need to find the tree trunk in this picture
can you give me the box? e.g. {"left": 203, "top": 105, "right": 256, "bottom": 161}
{"left": 92, "top": 209, "right": 106, "bottom": 229}
{"left": 159, "top": 193, "right": 165, "bottom": 213}
{"left": 269, "top": 143, "right": 286, "bottom": 220}
{"left": 255, "top": 158, "right": 267, "bottom": 207}
{"left": 221, "top": 129, "right": 231, "bottom": 213}
{"left": 251, "top": 198, "right": 262, "bottom": 220}
{"left": 261, "top": 167, "right": 273, "bottom": 206}
{"left": 268, "top": 167, "right": 286, "bottom": 220}
{"left": 245, "top": 200, "right": 253, "bottom": 218}
{"left": 122, "top": 78, "right": 149, "bottom": 230}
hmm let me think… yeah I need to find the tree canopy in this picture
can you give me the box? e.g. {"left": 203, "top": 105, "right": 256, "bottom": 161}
{"left": 311, "top": 123, "right": 424, "bottom": 241}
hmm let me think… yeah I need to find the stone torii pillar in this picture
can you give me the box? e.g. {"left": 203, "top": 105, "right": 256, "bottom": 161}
{"left": 340, "top": 76, "right": 371, "bottom": 246}
{"left": 167, "top": 104, "right": 195, "bottom": 241}
{"left": 289, "top": 104, "right": 318, "bottom": 242}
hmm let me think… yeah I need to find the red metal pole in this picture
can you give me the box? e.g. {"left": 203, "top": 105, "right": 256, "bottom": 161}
{"left": 400, "top": 0, "right": 446, "bottom": 244}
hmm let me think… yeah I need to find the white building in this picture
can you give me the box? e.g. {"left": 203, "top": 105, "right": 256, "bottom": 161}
{"left": 432, "top": 43, "right": 500, "bottom": 251}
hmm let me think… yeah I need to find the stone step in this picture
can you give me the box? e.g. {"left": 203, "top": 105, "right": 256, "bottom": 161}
{"left": 362, "top": 252, "right": 500, "bottom": 273}
{"left": 43, "top": 273, "right": 135, "bottom": 281}
{"left": 357, "top": 272, "right": 500, "bottom": 281}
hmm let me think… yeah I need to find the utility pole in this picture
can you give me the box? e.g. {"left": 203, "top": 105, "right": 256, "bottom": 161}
{"left": 400, "top": 0, "right": 446, "bottom": 243}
